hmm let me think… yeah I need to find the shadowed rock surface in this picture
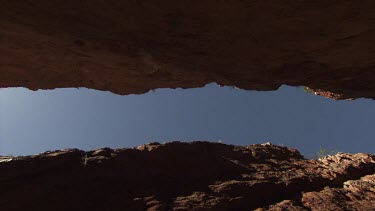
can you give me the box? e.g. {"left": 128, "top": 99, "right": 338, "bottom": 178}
{"left": 0, "top": 142, "right": 374, "bottom": 210}
{"left": 1, "top": 1, "right": 375, "bottom": 99}
{"left": 2, "top": 1, "right": 375, "bottom": 210}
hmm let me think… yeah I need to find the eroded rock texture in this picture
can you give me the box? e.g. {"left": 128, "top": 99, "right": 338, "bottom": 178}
{"left": 0, "top": 142, "right": 374, "bottom": 210}
{"left": 1, "top": 1, "right": 375, "bottom": 99}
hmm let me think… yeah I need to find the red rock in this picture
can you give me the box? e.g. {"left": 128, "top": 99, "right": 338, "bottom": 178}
{"left": 1, "top": 2, "right": 375, "bottom": 210}
{"left": 0, "top": 142, "right": 374, "bottom": 210}
{"left": 1, "top": 1, "right": 375, "bottom": 99}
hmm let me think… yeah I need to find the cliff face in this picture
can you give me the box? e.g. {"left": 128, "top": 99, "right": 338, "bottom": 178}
{"left": 1, "top": 2, "right": 375, "bottom": 210}
{"left": 1, "top": 1, "right": 375, "bottom": 99}
{"left": 0, "top": 142, "right": 374, "bottom": 211}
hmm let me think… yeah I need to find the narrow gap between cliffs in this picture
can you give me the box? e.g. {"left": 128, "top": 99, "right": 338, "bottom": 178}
{"left": 0, "top": 83, "right": 374, "bottom": 158}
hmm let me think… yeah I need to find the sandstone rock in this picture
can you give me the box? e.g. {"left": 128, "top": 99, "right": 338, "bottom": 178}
{"left": 1, "top": 1, "right": 375, "bottom": 99}
{"left": 301, "top": 174, "right": 375, "bottom": 210}
{"left": 0, "top": 142, "right": 374, "bottom": 210}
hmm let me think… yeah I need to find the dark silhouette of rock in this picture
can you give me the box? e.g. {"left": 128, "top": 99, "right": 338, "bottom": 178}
{"left": 1, "top": 2, "right": 375, "bottom": 210}
{"left": 1, "top": 1, "right": 375, "bottom": 99}
{"left": 0, "top": 142, "right": 374, "bottom": 210}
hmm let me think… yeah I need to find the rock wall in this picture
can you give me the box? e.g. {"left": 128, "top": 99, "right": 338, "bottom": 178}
{"left": 0, "top": 142, "right": 374, "bottom": 210}
{"left": 1, "top": 2, "right": 375, "bottom": 210}
{"left": 1, "top": 1, "right": 375, "bottom": 99}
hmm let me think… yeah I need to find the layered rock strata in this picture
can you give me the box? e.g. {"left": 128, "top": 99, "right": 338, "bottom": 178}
{"left": 0, "top": 142, "right": 374, "bottom": 210}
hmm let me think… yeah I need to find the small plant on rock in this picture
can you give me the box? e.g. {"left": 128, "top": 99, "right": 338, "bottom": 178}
{"left": 316, "top": 146, "right": 338, "bottom": 159}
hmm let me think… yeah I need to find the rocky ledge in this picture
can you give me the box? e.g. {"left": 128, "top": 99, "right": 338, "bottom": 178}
{"left": 2, "top": 1, "right": 375, "bottom": 99}
{"left": 0, "top": 141, "right": 374, "bottom": 210}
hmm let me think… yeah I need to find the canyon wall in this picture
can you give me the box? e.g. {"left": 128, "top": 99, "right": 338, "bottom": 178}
{"left": 1, "top": 2, "right": 375, "bottom": 210}
{"left": 1, "top": 1, "right": 375, "bottom": 99}
{"left": 0, "top": 142, "right": 374, "bottom": 210}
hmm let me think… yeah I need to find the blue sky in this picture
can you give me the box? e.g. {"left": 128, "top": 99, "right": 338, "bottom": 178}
{"left": 0, "top": 83, "right": 374, "bottom": 158}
